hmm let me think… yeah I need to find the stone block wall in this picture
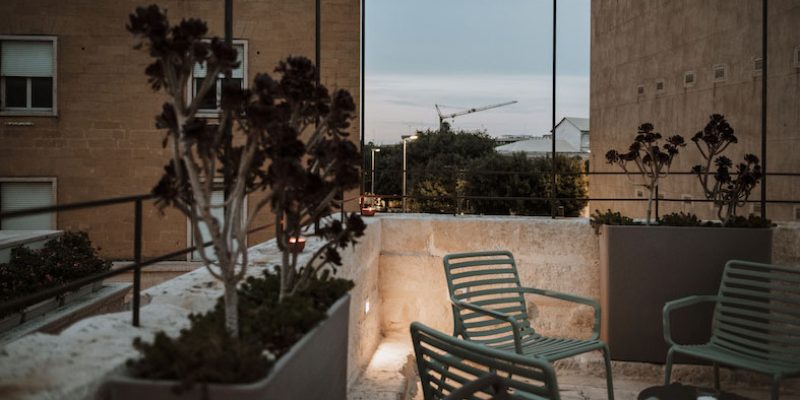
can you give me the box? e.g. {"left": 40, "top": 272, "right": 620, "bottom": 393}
{"left": 590, "top": 0, "right": 800, "bottom": 221}
{"left": 378, "top": 215, "right": 602, "bottom": 340}
{"left": 376, "top": 215, "right": 800, "bottom": 343}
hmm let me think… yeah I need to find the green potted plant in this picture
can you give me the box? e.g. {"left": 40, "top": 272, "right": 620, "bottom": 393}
{"left": 104, "top": 5, "right": 365, "bottom": 399}
{"left": 604, "top": 122, "right": 685, "bottom": 225}
{"left": 595, "top": 115, "right": 772, "bottom": 363}
{"left": 0, "top": 232, "right": 127, "bottom": 337}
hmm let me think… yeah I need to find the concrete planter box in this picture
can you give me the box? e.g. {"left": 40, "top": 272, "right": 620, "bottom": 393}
{"left": 104, "top": 294, "right": 350, "bottom": 400}
{"left": 599, "top": 225, "right": 772, "bottom": 363}
{"left": 0, "top": 282, "right": 131, "bottom": 345}
{"left": 1, "top": 281, "right": 105, "bottom": 332}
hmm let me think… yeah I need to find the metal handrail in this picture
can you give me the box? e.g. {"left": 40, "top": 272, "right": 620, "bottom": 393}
{"left": 0, "top": 193, "right": 361, "bottom": 326}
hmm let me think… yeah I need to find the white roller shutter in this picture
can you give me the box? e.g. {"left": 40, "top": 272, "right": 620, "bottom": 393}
{"left": 1, "top": 41, "right": 54, "bottom": 77}
{"left": 1, "top": 182, "right": 55, "bottom": 230}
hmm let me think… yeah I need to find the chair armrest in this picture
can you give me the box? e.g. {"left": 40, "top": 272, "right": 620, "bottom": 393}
{"left": 444, "top": 372, "right": 508, "bottom": 400}
{"left": 662, "top": 295, "right": 719, "bottom": 347}
{"left": 518, "top": 287, "right": 602, "bottom": 340}
{"left": 451, "top": 298, "right": 524, "bottom": 354}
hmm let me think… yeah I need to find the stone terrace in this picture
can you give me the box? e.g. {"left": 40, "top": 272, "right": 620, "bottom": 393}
{"left": 1, "top": 214, "right": 800, "bottom": 399}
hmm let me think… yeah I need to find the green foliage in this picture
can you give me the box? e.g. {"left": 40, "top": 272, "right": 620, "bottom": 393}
{"left": 0, "top": 232, "right": 111, "bottom": 305}
{"left": 723, "top": 215, "right": 773, "bottom": 228}
{"left": 371, "top": 128, "right": 588, "bottom": 216}
{"left": 590, "top": 210, "right": 773, "bottom": 232}
{"left": 659, "top": 212, "right": 704, "bottom": 227}
{"left": 465, "top": 153, "right": 588, "bottom": 216}
{"left": 372, "top": 127, "right": 496, "bottom": 213}
{"left": 410, "top": 126, "right": 491, "bottom": 213}
{"left": 589, "top": 209, "right": 639, "bottom": 233}
{"left": 128, "top": 271, "right": 353, "bottom": 387}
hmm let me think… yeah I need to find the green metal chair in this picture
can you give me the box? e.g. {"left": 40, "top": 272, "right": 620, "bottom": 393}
{"left": 663, "top": 260, "right": 800, "bottom": 400}
{"left": 411, "top": 321, "right": 561, "bottom": 400}
{"left": 443, "top": 251, "right": 614, "bottom": 400}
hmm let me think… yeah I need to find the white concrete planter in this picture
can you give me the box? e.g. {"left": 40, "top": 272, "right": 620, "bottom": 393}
{"left": 104, "top": 294, "right": 351, "bottom": 400}
{"left": 1, "top": 281, "right": 103, "bottom": 331}
{"left": 599, "top": 225, "right": 772, "bottom": 363}
{"left": 0, "top": 282, "right": 131, "bottom": 345}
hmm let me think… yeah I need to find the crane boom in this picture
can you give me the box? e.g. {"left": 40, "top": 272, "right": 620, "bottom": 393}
{"left": 435, "top": 100, "right": 518, "bottom": 129}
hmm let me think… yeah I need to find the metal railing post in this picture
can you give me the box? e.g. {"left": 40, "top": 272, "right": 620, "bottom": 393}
{"left": 550, "top": 0, "right": 557, "bottom": 219}
{"left": 132, "top": 198, "right": 142, "bottom": 327}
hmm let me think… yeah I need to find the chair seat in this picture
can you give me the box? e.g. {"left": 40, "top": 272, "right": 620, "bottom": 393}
{"left": 495, "top": 334, "right": 608, "bottom": 361}
{"left": 671, "top": 343, "right": 800, "bottom": 377}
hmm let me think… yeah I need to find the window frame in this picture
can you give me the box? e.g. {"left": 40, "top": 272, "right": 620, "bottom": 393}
{"left": 0, "top": 35, "right": 58, "bottom": 117}
{"left": 188, "top": 39, "right": 248, "bottom": 118}
{"left": 753, "top": 57, "right": 763, "bottom": 77}
{"left": 655, "top": 78, "right": 665, "bottom": 94}
{"left": 0, "top": 177, "right": 58, "bottom": 230}
{"left": 793, "top": 46, "right": 800, "bottom": 69}
{"left": 712, "top": 63, "right": 728, "bottom": 83}
{"left": 683, "top": 70, "right": 696, "bottom": 88}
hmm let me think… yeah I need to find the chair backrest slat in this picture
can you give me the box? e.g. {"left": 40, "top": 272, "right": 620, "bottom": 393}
{"left": 711, "top": 260, "right": 800, "bottom": 362}
{"left": 444, "top": 251, "right": 532, "bottom": 345}
{"left": 411, "top": 322, "right": 560, "bottom": 400}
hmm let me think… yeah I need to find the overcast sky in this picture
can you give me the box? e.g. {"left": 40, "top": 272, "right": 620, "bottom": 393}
{"left": 364, "top": 0, "right": 590, "bottom": 144}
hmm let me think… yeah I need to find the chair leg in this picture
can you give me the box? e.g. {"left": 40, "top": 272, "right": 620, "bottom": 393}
{"left": 602, "top": 345, "right": 615, "bottom": 400}
{"left": 771, "top": 377, "right": 781, "bottom": 400}
{"left": 664, "top": 348, "right": 675, "bottom": 386}
{"left": 713, "top": 363, "right": 720, "bottom": 391}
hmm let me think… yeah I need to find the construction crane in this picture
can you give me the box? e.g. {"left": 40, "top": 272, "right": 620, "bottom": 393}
{"left": 435, "top": 100, "right": 518, "bottom": 130}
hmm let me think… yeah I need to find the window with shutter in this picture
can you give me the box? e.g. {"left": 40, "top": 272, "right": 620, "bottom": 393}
{"left": 190, "top": 41, "right": 247, "bottom": 114}
{"left": 0, "top": 37, "right": 57, "bottom": 115}
{"left": 0, "top": 181, "right": 56, "bottom": 230}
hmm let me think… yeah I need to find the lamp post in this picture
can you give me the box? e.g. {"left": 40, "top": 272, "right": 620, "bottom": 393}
{"left": 401, "top": 135, "right": 418, "bottom": 212}
{"left": 371, "top": 148, "right": 380, "bottom": 194}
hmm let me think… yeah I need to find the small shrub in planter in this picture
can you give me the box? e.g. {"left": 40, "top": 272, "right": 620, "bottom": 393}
{"left": 127, "top": 271, "right": 353, "bottom": 388}
{"left": 0, "top": 232, "right": 111, "bottom": 307}
{"left": 589, "top": 209, "right": 640, "bottom": 233}
{"left": 591, "top": 210, "right": 773, "bottom": 230}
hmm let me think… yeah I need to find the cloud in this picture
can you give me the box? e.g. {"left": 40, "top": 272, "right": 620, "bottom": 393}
{"left": 365, "top": 73, "right": 589, "bottom": 144}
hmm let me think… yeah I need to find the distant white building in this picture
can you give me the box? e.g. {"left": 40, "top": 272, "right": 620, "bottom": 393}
{"left": 495, "top": 134, "right": 535, "bottom": 147}
{"left": 555, "top": 117, "right": 590, "bottom": 153}
{"left": 495, "top": 117, "right": 589, "bottom": 159}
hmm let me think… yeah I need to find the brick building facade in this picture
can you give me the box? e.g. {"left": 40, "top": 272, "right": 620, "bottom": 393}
{"left": 0, "top": 0, "right": 361, "bottom": 259}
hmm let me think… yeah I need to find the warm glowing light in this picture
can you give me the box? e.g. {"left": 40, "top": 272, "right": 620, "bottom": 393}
{"left": 287, "top": 236, "right": 306, "bottom": 253}
{"left": 364, "top": 298, "right": 371, "bottom": 314}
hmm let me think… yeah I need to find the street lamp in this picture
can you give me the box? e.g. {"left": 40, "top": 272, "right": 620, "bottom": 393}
{"left": 401, "top": 134, "right": 418, "bottom": 212}
{"left": 370, "top": 148, "right": 380, "bottom": 194}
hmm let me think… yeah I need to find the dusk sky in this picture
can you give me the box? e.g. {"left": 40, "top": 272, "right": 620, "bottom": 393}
{"left": 365, "top": 0, "right": 590, "bottom": 144}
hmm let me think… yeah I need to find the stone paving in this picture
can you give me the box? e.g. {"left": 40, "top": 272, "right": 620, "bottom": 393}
{"left": 348, "top": 336, "right": 800, "bottom": 400}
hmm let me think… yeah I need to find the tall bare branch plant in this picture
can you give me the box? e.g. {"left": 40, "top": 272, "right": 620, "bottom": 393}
{"left": 128, "top": 5, "right": 364, "bottom": 339}
{"left": 691, "top": 114, "right": 763, "bottom": 223}
{"left": 606, "top": 123, "right": 685, "bottom": 225}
